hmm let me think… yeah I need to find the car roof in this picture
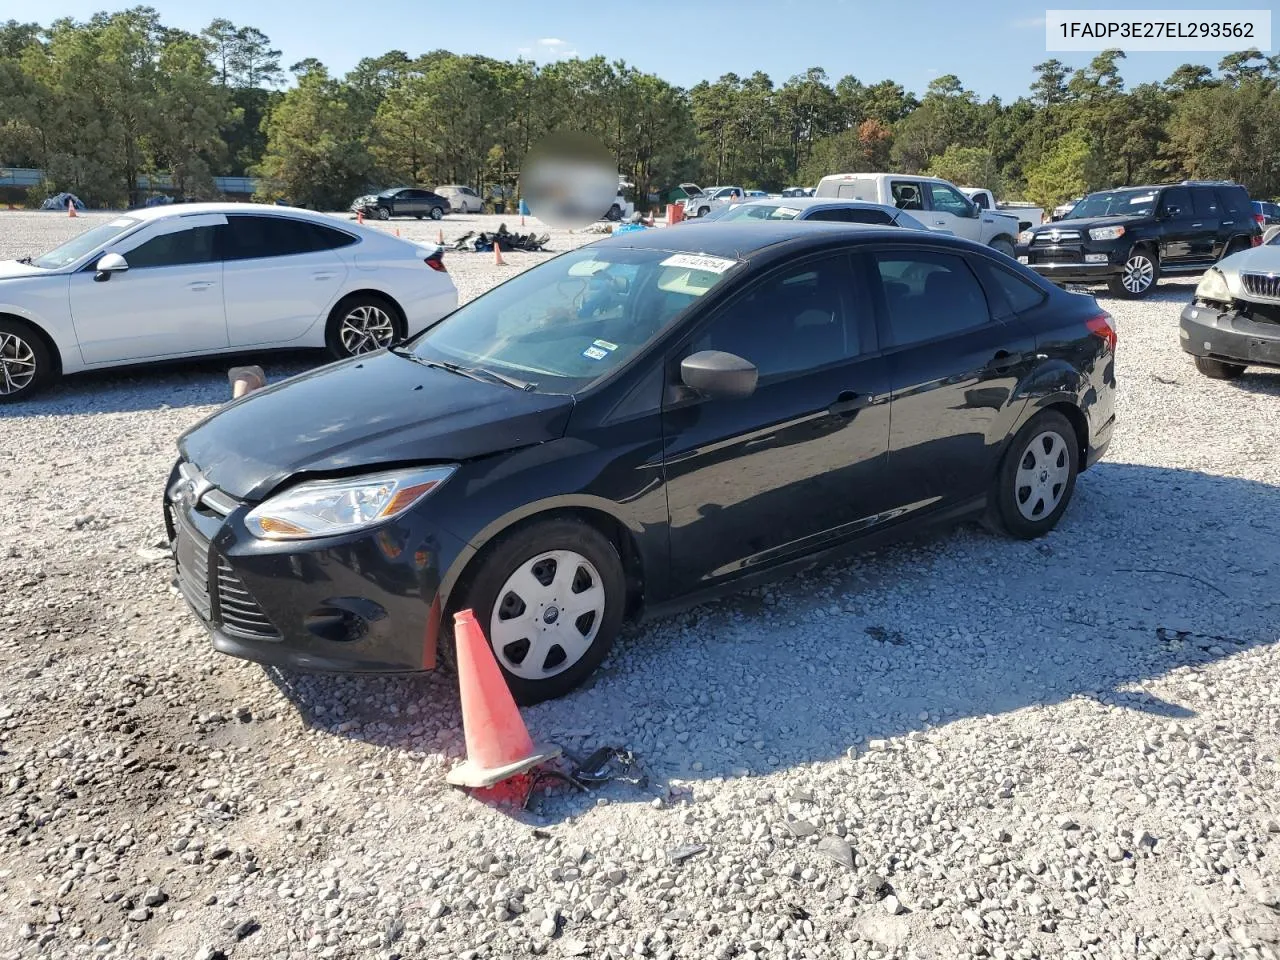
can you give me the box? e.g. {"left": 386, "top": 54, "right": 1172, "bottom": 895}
{"left": 601, "top": 220, "right": 967, "bottom": 260}
{"left": 114, "top": 202, "right": 343, "bottom": 223}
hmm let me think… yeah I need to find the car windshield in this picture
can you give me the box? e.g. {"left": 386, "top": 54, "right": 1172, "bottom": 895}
{"left": 30, "top": 217, "right": 140, "bottom": 269}
{"left": 1065, "top": 189, "right": 1157, "bottom": 219}
{"left": 407, "top": 245, "right": 741, "bottom": 392}
{"left": 719, "top": 203, "right": 802, "bottom": 221}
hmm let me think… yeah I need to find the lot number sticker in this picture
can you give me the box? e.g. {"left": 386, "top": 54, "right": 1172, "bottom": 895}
{"left": 660, "top": 253, "right": 738, "bottom": 274}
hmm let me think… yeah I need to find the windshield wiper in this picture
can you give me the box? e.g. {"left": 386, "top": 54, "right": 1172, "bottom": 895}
{"left": 393, "top": 351, "right": 536, "bottom": 391}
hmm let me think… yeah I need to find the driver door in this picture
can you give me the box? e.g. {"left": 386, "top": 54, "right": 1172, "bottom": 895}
{"left": 923, "top": 181, "right": 981, "bottom": 241}
{"left": 68, "top": 214, "right": 228, "bottom": 365}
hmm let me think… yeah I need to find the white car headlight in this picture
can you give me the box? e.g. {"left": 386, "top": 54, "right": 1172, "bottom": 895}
{"left": 1089, "top": 225, "right": 1126, "bottom": 241}
{"left": 1195, "top": 268, "right": 1231, "bottom": 303}
{"left": 1018, "top": 230, "right": 1034, "bottom": 245}
{"left": 245, "top": 466, "right": 456, "bottom": 540}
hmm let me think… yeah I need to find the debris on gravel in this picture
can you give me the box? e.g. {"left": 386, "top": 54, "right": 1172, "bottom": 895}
{"left": 1, "top": 211, "right": 1278, "bottom": 959}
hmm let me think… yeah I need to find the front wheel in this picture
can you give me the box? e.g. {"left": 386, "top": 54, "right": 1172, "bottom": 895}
{"left": 697, "top": 206, "right": 710, "bottom": 218}
{"left": 0, "top": 319, "right": 54, "bottom": 403}
{"left": 990, "top": 238, "right": 1015, "bottom": 258}
{"left": 376, "top": 206, "right": 391, "bottom": 221}
{"left": 430, "top": 206, "right": 444, "bottom": 220}
{"left": 1194, "top": 356, "right": 1246, "bottom": 380}
{"left": 456, "top": 518, "right": 626, "bottom": 705}
{"left": 987, "top": 410, "right": 1080, "bottom": 539}
{"left": 324, "top": 294, "right": 402, "bottom": 359}
{"left": 1108, "top": 250, "right": 1159, "bottom": 298}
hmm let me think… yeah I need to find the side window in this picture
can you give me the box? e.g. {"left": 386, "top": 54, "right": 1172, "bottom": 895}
{"left": 691, "top": 254, "right": 862, "bottom": 379}
{"left": 972, "top": 193, "right": 991, "bottom": 210}
{"left": 1191, "top": 188, "right": 1220, "bottom": 218}
{"left": 926, "top": 182, "right": 972, "bottom": 217}
{"left": 309, "top": 224, "right": 358, "bottom": 251}
{"left": 1217, "top": 187, "right": 1251, "bottom": 219}
{"left": 223, "top": 216, "right": 327, "bottom": 261}
{"left": 122, "top": 226, "right": 218, "bottom": 269}
{"left": 874, "top": 250, "right": 992, "bottom": 347}
{"left": 805, "top": 208, "right": 848, "bottom": 222}
{"left": 975, "top": 260, "right": 1047, "bottom": 315}
{"left": 890, "top": 181, "right": 924, "bottom": 210}
{"left": 1159, "top": 187, "right": 1191, "bottom": 217}
{"left": 842, "top": 207, "right": 894, "bottom": 225}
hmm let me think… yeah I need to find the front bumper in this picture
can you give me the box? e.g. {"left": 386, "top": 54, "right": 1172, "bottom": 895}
{"left": 1180, "top": 300, "right": 1280, "bottom": 369}
{"left": 164, "top": 463, "right": 470, "bottom": 673}
{"left": 1015, "top": 238, "right": 1126, "bottom": 284}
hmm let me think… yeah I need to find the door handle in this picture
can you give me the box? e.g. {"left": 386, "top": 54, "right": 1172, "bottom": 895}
{"left": 1221, "top": 221, "right": 1233, "bottom": 226}
{"left": 312, "top": 272, "right": 337, "bottom": 280}
{"left": 934, "top": 220, "right": 946, "bottom": 226}
{"left": 828, "top": 390, "right": 866, "bottom": 416}
{"left": 987, "top": 350, "right": 1024, "bottom": 372}
{"left": 1191, "top": 222, "right": 1203, "bottom": 227}
{"left": 187, "top": 281, "right": 214, "bottom": 291}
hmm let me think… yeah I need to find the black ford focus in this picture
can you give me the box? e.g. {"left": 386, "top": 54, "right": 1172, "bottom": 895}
{"left": 166, "top": 223, "right": 1117, "bottom": 704}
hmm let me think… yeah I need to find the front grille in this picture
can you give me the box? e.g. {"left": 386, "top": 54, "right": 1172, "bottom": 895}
{"left": 1034, "top": 230, "right": 1082, "bottom": 245}
{"left": 1031, "top": 250, "right": 1083, "bottom": 264}
{"left": 174, "top": 514, "right": 212, "bottom": 619}
{"left": 1241, "top": 272, "right": 1280, "bottom": 301}
{"left": 215, "top": 558, "right": 281, "bottom": 640}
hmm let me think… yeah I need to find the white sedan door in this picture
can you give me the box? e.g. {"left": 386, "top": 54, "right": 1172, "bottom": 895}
{"left": 220, "top": 214, "right": 350, "bottom": 347}
{"left": 68, "top": 214, "right": 228, "bottom": 365}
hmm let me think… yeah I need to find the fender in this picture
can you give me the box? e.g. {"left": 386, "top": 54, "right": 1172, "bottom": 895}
{"left": 1005, "top": 357, "right": 1094, "bottom": 459}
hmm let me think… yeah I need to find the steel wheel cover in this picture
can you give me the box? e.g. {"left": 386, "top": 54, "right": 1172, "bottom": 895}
{"left": 0, "top": 332, "right": 37, "bottom": 395}
{"left": 489, "top": 549, "right": 606, "bottom": 681}
{"left": 1122, "top": 255, "right": 1154, "bottom": 293}
{"left": 1014, "top": 430, "right": 1071, "bottom": 521}
{"left": 339, "top": 305, "right": 394, "bottom": 355}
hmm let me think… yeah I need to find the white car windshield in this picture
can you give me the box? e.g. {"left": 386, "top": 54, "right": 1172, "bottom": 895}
{"left": 31, "top": 217, "right": 140, "bottom": 269}
{"left": 407, "top": 245, "right": 741, "bottom": 392}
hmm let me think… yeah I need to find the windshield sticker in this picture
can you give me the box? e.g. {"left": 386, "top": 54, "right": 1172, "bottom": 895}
{"left": 592, "top": 339, "right": 618, "bottom": 351}
{"left": 1130, "top": 195, "right": 1155, "bottom": 205}
{"left": 582, "top": 346, "right": 609, "bottom": 360}
{"left": 660, "top": 253, "right": 738, "bottom": 274}
{"left": 775, "top": 207, "right": 801, "bottom": 218}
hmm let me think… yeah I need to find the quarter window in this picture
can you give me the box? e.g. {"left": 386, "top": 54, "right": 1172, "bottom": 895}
{"left": 122, "top": 226, "right": 218, "bottom": 268}
{"left": 1216, "top": 187, "right": 1251, "bottom": 219}
{"left": 222, "top": 216, "right": 352, "bottom": 260}
{"left": 977, "top": 261, "right": 1047, "bottom": 315}
{"left": 874, "top": 251, "right": 992, "bottom": 346}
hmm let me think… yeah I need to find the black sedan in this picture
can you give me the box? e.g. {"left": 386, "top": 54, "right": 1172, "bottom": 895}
{"left": 165, "top": 223, "right": 1117, "bottom": 704}
{"left": 352, "top": 187, "right": 449, "bottom": 221}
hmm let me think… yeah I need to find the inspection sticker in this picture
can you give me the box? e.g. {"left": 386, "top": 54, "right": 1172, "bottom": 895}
{"left": 592, "top": 339, "right": 618, "bottom": 351}
{"left": 660, "top": 253, "right": 738, "bottom": 274}
{"left": 582, "top": 346, "right": 609, "bottom": 360}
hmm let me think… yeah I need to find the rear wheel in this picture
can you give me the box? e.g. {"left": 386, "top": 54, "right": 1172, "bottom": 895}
{"left": 1194, "top": 356, "right": 1246, "bottom": 380}
{"left": 0, "top": 319, "right": 54, "bottom": 403}
{"left": 454, "top": 518, "right": 626, "bottom": 705}
{"left": 988, "top": 410, "right": 1079, "bottom": 539}
{"left": 1107, "top": 250, "right": 1159, "bottom": 298}
{"left": 324, "top": 294, "right": 402, "bottom": 359}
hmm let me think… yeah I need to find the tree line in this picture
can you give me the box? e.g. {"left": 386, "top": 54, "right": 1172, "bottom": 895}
{"left": 3, "top": 7, "right": 1280, "bottom": 211}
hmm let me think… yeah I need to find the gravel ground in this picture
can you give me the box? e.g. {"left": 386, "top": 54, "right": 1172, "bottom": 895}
{"left": 1, "top": 210, "right": 1279, "bottom": 960}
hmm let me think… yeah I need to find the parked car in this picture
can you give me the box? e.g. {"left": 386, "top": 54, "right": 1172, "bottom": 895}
{"left": 1251, "top": 200, "right": 1280, "bottom": 226}
{"left": 1180, "top": 224, "right": 1280, "bottom": 379}
{"left": 815, "top": 173, "right": 1021, "bottom": 256}
{"left": 1015, "top": 181, "right": 1262, "bottom": 299}
{"left": 41, "top": 192, "right": 84, "bottom": 211}
{"left": 686, "top": 197, "right": 932, "bottom": 230}
{"left": 960, "top": 188, "right": 1044, "bottom": 233}
{"left": 685, "top": 186, "right": 747, "bottom": 218}
{"left": 744, "top": 190, "right": 769, "bottom": 199}
{"left": 781, "top": 187, "right": 809, "bottom": 198}
{"left": 351, "top": 187, "right": 450, "bottom": 221}
{"left": 436, "top": 185, "right": 485, "bottom": 214}
{"left": 164, "top": 221, "right": 1116, "bottom": 704}
{"left": 0, "top": 203, "right": 457, "bottom": 402}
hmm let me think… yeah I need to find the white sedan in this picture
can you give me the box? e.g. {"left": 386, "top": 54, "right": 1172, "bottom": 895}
{"left": 0, "top": 203, "right": 458, "bottom": 401}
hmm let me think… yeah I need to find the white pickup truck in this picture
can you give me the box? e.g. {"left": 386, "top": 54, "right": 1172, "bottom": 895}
{"left": 815, "top": 173, "right": 1022, "bottom": 256}
{"left": 682, "top": 185, "right": 746, "bottom": 219}
{"left": 959, "top": 188, "right": 1044, "bottom": 233}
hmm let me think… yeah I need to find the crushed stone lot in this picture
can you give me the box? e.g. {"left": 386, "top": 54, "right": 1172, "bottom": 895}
{"left": 1, "top": 210, "right": 1279, "bottom": 960}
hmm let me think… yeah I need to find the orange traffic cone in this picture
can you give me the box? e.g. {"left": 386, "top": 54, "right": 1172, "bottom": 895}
{"left": 493, "top": 243, "right": 506, "bottom": 266}
{"left": 437, "top": 228, "right": 444, "bottom": 245}
{"left": 395, "top": 228, "right": 400, "bottom": 237}
{"left": 357, "top": 209, "right": 364, "bottom": 225}
{"left": 445, "top": 610, "right": 559, "bottom": 788}
{"left": 67, "top": 200, "right": 77, "bottom": 218}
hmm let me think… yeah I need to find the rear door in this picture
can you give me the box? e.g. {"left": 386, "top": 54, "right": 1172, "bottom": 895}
{"left": 219, "top": 215, "right": 352, "bottom": 347}
{"left": 870, "top": 245, "right": 1035, "bottom": 518}
{"left": 1156, "top": 187, "right": 1199, "bottom": 266}
{"left": 1189, "top": 187, "right": 1223, "bottom": 260}
{"left": 1216, "top": 186, "right": 1254, "bottom": 251}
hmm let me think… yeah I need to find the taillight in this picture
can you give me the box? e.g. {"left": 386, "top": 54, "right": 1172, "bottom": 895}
{"left": 1255, "top": 213, "right": 1266, "bottom": 225}
{"left": 1251, "top": 235, "right": 1263, "bottom": 247}
{"left": 1086, "top": 312, "right": 1117, "bottom": 353}
{"left": 425, "top": 254, "right": 447, "bottom": 272}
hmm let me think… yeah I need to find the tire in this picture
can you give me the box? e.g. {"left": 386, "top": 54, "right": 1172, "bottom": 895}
{"left": 987, "top": 410, "right": 1080, "bottom": 540}
{"left": 454, "top": 518, "right": 626, "bottom": 705}
{"left": 0, "top": 318, "right": 54, "bottom": 403}
{"left": 1194, "top": 356, "right": 1246, "bottom": 380}
{"left": 430, "top": 206, "right": 444, "bottom": 221}
{"left": 1107, "top": 249, "right": 1160, "bottom": 298}
{"left": 990, "top": 238, "right": 1016, "bottom": 258}
{"left": 697, "top": 206, "right": 710, "bottom": 218}
{"left": 376, "top": 206, "right": 391, "bottom": 221}
{"left": 324, "top": 293, "right": 402, "bottom": 359}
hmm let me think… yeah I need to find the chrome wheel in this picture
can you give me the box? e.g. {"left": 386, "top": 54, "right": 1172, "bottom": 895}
{"left": 1121, "top": 255, "right": 1155, "bottom": 294}
{"left": 1014, "top": 430, "right": 1071, "bottom": 521}
{"left": 339, "top": 304, "right": 395, "bottom": 355}
{"left": 489, "top": 550, "right": 606, "bottom": 681}
{"left": 0, "top": 332, "right": 37, "bottom": 396}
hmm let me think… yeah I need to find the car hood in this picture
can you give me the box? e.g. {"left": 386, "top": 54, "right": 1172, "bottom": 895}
{"left": 178, "top": 350, "right": 575, "bottom": 502}
{"left": 1216, "top": 244, "right": 1279, "bottom": 276}
{"left": 0, "top": 260, "right": 48, "bottom": 281}
{"left": 1034, "top": 214, "right": 1140, "bottom": 233}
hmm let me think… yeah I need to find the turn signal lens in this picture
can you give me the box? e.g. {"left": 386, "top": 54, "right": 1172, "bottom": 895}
{"left": 1086, "top": 313, "right": 1117, "bottom": 353}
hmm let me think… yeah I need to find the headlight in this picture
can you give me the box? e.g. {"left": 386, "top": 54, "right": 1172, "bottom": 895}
{"left": 1089, "top": 226, "right": 1126, "bottom": 241}
{"left": 245, "top": 466, "right": 456, "bottom": 540}
{"left": 1018, "top": 230, "right": 1034, "bottom": 245}
{"left": 1195, "top": 268, "right": 1231, "bottom": 303}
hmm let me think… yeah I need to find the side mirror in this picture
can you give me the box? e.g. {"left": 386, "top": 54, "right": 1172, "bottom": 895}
{"left": 94, "top": 252, "right": 128, "bottom": 282}
{"left": 1264, "top": 224, "right": 1280, "bottom": 245}
{"left": 680, "top": 350, "right": 758, "bottom": 400}
{"left": 969, "top": 202, "right": 982, "bottom": 218}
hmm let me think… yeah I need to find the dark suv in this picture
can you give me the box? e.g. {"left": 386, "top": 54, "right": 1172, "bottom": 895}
{"left": 1015, "top": 181, "right": 1261, "bottom": 298}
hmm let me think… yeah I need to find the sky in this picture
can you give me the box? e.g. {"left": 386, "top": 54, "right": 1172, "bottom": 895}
{"left": 28, "top": 0, "right": 1280, "bottom": 100}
